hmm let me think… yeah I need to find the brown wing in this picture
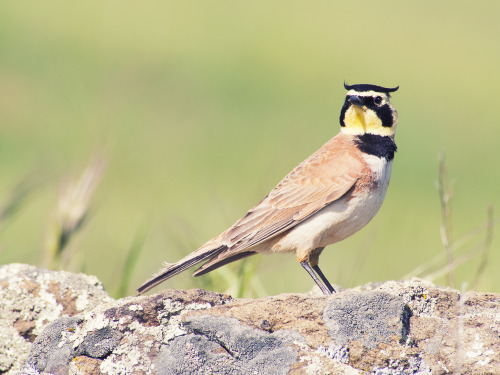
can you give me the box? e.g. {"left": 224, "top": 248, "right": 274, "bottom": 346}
{"left": 214, "top": 133, "right": 366, "bottom": 253}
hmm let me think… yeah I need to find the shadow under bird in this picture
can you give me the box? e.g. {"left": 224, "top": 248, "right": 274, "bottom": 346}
{"left": 138, "top": 83, "right": 399, "bottom": 295}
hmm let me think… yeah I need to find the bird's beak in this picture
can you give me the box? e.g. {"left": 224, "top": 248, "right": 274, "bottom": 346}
{"left": 349, "top": 95, "right": 364, "bottom": 108}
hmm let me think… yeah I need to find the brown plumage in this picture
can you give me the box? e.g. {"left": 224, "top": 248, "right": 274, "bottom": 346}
{"left": 138, "top": 83, "right": 399, "bottom": 295}
{"left": 195, "top": 134, "right": 369, "bottom": 262}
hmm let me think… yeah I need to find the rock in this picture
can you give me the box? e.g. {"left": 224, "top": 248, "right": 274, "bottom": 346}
{"left": 0, "top": 264, "right": 498, "bottom": 374}
{"left": 0, "top": 264, "right": 112, "bottom": 374}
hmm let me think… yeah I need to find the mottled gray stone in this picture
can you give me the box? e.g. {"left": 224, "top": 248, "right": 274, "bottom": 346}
{"left": 323, "top": 291, "right": 411, "bottom": 349}
{"left": 0, "top": 263, "right": 111, "bottom": 375}
{"left": 21, "top": 317, "right": 82, "bottom": 375}
{"left": 20, "top": 317, "right": 122, "bottom": 375}
{"left": 76, "top": 326, "right": 123, "bottom": 358}
{"left": 154, "top": 315, "right": 300, "bottom": 375}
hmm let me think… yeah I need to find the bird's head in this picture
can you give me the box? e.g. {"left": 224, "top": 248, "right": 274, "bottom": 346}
{"left": 339, "top": 83, "right": 399, "bottom": 137}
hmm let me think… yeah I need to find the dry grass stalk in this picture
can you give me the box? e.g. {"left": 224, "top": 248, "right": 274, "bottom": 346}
{"left": 437, "top": 152, "right": 455, "bottom": 287}
{"left": 404, "top": 153, "right": 494, "bottom": 291}
{"left": 45, "top": 157, "right": 106, "bottom": 269}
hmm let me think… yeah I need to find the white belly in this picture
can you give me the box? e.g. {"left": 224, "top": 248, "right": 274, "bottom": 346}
{"left": 269, "top": 156, "right": 393, "bottom": 255}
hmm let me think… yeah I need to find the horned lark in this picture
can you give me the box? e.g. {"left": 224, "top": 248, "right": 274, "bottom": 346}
{"left": 138, "top": 83, "right": 399, "bottom": 295}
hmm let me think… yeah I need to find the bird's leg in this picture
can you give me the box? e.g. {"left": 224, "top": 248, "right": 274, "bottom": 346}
{"left": 306, "top": 247, "right": 336, "bottom": 294}
{"left": 311, "top": 265, "right": 336, "bottom": 294}
{"left": 300, "top": 261, "right": 332, "bottom": 295}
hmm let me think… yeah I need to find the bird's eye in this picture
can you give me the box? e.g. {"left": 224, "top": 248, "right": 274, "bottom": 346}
{"left": 374, "top": 96, "right": 383, "bottom": 105}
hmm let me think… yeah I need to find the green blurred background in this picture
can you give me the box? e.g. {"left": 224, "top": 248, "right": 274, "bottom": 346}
{"left": 0, "top": 1, "right": 498, "bottom": 297}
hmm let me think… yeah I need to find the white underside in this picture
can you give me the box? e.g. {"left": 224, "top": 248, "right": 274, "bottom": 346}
{"left": 256, "top": 155, "right": 393, "bottom": 258}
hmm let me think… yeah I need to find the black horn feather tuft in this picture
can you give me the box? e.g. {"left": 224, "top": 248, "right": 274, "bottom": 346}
{"left": 344, "top": 82, "right": 399, "bottom": 93}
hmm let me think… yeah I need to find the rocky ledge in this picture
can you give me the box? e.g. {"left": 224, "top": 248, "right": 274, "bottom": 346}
{"left": 0, "top": 263, "right": 498, "bottom": 374}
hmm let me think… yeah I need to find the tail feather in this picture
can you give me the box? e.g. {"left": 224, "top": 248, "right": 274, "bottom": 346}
{"left": 192, "top": 251, "right": 256, "bottom": 277}
{"left": 137, "top": 245, "right": 226, "bottom": 294}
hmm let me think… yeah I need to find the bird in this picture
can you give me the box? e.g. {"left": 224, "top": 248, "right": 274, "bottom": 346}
{"left": 138, "top": 83, "right": 399, "bottom": 295}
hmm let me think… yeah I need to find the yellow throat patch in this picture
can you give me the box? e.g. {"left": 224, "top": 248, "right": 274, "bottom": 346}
{"left": 341, "top": 105, "right": 396, "bottom": 137}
